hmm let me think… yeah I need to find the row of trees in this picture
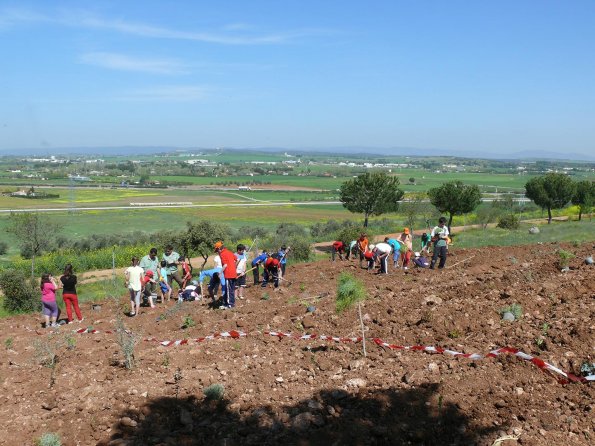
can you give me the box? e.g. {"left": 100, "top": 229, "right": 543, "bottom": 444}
{"left": 339, "top": 172, "right": 593, "bottom": 228}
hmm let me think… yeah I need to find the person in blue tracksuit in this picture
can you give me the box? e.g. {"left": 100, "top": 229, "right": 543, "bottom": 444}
{"left": 199, "top": 266, "right": 223, "bottom": 303}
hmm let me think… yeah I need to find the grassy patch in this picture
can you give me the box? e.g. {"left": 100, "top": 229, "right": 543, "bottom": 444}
{"left": 453, "top": 220, "right": 595, "bottom": 249}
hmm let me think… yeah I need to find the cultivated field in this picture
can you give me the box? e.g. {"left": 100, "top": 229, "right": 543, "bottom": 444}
{"left": 1, "top": 242, "right": 593, "bottom": 445}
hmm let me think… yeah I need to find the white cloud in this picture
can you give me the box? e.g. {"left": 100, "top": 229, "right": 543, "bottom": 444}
{"left": 117, "top": 85, "right": 210, "bottom": 102}
{"left": 80, "top": 52, "right": 188, "bottom": 74}
{"left": 0, "top": 7, "right": 323, "bottom": 45}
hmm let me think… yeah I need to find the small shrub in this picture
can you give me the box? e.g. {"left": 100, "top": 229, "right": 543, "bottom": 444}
{"left": 4, "top": 337, "right": 14, "bottom": 350}
{"left": 261, "top": 293, "right": 270, "bottom": 301}
{"left": 497, "top": 214, "right": 520, "bottom": 229}
{"left": 0, "top": 269, "right": 39, "bottom": 313}
{"left": 556, "top": 248, "right": 575, "bottom": 268}
{"left": 182, "top": 315, "right": 195, "bottom": 329}
{"left": 336, "top": 272, "right": 366, "bottom": 313}
{"left": 448, "top": 329, "right": 460, "bottom": 339}
{"left": 203, "top": 383, "right": 225, "bottom": 400}
{"left": 114, "top": 316, "right": 141, "bottom": 369}
{"left": 35, "top": 433, "right": 62, "bottom": 446}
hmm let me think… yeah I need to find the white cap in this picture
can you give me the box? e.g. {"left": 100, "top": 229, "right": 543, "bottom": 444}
{"left": 414, "top": 252, "right": 420, "bottom": 257}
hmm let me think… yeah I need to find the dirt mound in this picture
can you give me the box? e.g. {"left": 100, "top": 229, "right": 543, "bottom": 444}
{"left": 1, "top": 242, "right": 594, "bottom": 445}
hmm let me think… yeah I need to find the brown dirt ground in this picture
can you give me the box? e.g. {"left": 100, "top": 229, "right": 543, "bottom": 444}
{"left": 1, "top": 242, "right": 594, "bottom": 446}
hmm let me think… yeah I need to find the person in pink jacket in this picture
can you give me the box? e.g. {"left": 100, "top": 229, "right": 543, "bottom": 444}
{"left": 40, "top": 273, "right": 59, "bottom": 328}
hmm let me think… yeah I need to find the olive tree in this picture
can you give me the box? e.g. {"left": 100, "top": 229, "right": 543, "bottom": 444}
{"left": 525, "top": 174, "right": 576, "bottom": 224}
{"left": 572, "top": 180, "right": 594, "bottom": 221}
{"left": 427, "top": 181, "right": 481, "bottom": 231}
{"left": 339, "top": 172, "right": 404, "bottom": 227}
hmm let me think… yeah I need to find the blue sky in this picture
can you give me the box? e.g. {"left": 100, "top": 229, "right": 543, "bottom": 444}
{"left": 1, "top": 0, "right": 594, "bottom": 157}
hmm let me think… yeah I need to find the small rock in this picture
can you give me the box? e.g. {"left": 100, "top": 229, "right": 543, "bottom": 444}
{"left": 307, "top": 400, "right": 323, "bottom": 410}
{"left": 120, "top": 416, "right": 137, "bottom": 427}
{"left": 427, "top": 362, "right": 439, "bottom": 374}
{"left": 306, "top": 306, "right": 316, "bottom": 313}
{"left": 528, "top": 226, "right": 540, "bottom": 234}
{"left": 585, "top": 256, "right": 593, "bottom": 265}
{"left": 291, "top": 412, "right": 313, "bottom": 431}
{"left": 514, "top": 387, "right": 524, "bottom": 396}
{"left": 272, "top": 315, "right": 285, "bottom": 325}
{"left": 423, "top": 295, "right": 442, "bottom": 306}
{"left": 275, "top": 377, "right": 284, "bottom": 383}
{"left": 495, "top": 400, "right": 506, "bottom": 409}
{"left": 345, "top": 378, "right": 367, "bottom": 388}
{"left": 349, "top": 359, "right": 366, "bottom": 370}
{"left": 502, "top": 312, "right": 515, "bottom": 322}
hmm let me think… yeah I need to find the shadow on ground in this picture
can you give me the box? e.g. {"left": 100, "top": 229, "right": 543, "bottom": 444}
{"left": 101, "top": 383, "right": 498, "bottom": 445}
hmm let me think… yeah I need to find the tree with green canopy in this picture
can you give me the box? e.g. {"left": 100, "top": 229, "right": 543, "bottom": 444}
{"left": 178, "top": 220, "right": 231, "bottom": 269}
{"left": 571, "top": 180, "right": 594, "bottom": 221}
{"left": 339, "top": 172, "right": 404, "bottom": 227}
{"left": 427, "top": 181, "right": 481, "bottom": 231}
{"left": 525, "top": 174, "right": 576, "bottom": 224}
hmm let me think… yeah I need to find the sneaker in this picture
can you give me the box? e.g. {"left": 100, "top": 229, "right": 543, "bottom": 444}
{"left": 67, "top": 320, "right": 74, "bottom": 324}
{"left": 403, "top": 267, "right": 408, "bottom": 270}
{"left": 50, "top": 323, "right": 59, "bottom": 328}
{"left": 78, "top": 318, "right": 84, "bottom": 323}
{"left": 130, "top": 312, "right": 136, "bottom": 317}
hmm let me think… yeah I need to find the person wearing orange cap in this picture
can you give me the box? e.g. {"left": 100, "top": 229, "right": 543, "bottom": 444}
{"left": 356, "top": 233, "right": 369, "bottom": 268}
{"left": 399, "top": 228, "right": 413, "bottom": 270}
{"left": 214, "top": 241, "right": 237, "bottom": 309}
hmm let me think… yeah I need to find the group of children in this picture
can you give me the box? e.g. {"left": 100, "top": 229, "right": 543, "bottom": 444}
{"left": 125, "top": 242, "right": 291, "bottom": 314}
{"left": 332, "top": 217, "right": 451, "bottom": 274}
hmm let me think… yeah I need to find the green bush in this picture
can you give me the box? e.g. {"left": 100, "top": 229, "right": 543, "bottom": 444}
{"left": 0, "top": 269, "right": 39, "bottom": 313}
{"left": 35, "top": 433, "right": 62, "bottom": 446}
{"left": 496, "top": 214, "right": 520, "bottom": 229}
{"left": 336, "top": 272, "right": 366, "bottom": 313}
{"left": 335, "top": 225, "right": 373, "bottom": 245}
{"left": 203, "top": 383, "right": 225, "bottom": 400}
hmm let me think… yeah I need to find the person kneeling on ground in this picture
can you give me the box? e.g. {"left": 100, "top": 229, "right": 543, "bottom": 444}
{"left": 412, "top": 251, "right": 430, "bottom": 268}
{"left": 179, "top": 280, "right": 201, "bottom": 302}
{"left": 262, "top": 254, "right": 281, "bottom": 288}
{"left": 331, "top": 240, "right": 346, "bottom": 261}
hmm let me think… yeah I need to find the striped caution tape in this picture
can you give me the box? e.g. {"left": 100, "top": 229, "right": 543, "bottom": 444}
{"left": 373, "top": 338, "right": 595, "bottom": 384}
{"left": 75, "top": 327, "right": 113, "bottom": 334}
{"left": 144, "top": 330, "right": 247, "bottom": 347}
{"left": 265, "top": 331, "right": 362, "bottom": 343}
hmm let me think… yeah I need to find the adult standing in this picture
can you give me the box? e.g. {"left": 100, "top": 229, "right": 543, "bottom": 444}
{"left": 125, "top": 257, "right": 144, "bottom": 316}
{"left": 60, "top": 264, "right": 83, "bottom": 323}
{"left": 215, "top": 241, "right": 237, "bottom": 309}
{"left": 430, "top": 217, "right": 450, "bottom": 269}
{"left": 399, "top": 228, "right": 413, "bottom": 270}
{"left": 40, "top": 273, "right": 59, "bottom": 328}
{"left": 162, "top": 245, "right": 183, "bottom": 295}
{"left": 140, "top": 247, "right": 160, "bottom": 300}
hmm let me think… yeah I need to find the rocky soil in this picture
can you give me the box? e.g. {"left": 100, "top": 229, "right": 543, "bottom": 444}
{"left": 0, "top": 242, "right": 594, "bottom": 446}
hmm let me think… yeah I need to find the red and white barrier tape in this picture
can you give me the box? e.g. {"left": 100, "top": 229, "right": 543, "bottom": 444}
{"left": 75, "top": 328, "right": 113, "bottom": 334}
{"left": 144, "top": 330, "right": 247, "bottom": 347}
{"left": 373, "top": 338, "right": 594, "bottom": 384}
{"left": 265, "top": 331, "right": 362, "bottom": 343}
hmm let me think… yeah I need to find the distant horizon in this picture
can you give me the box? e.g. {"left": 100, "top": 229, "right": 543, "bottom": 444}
{"left": 1, "top": 2, "right": 594, "bottom": 159}
{"left": 1, "top": 144, "right": 594, "bottom": 163}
